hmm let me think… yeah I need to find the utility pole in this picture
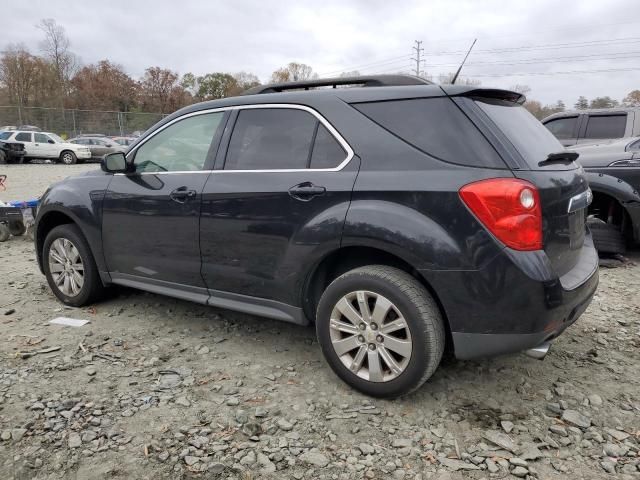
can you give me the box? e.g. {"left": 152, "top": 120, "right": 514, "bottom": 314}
{"left": 411, "top": 40, "right": 424, "bottom": 77}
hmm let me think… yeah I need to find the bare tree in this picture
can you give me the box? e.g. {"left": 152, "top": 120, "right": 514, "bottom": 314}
{"left": 270, "top": 62, "right": 318, "bottom": 83}
{"left": 37, "top": 19, "right": 77, "bottom": 97}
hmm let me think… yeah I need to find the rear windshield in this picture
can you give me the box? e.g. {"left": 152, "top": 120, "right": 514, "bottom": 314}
{"left": 353, "top": 97, "right": 506, "bottom": 168}
{"left": 475, "top": 99, "right": 567, "bottom": 168}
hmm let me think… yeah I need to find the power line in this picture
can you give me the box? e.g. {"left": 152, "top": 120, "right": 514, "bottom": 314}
{"left": 411, "top": 40, "right": 424, "bottom": 76}
{"left": 423, "top": 36, "right": 640, "bottom": 56}
{"left": 464, "top": 67, "right": 640, "bottom": 78}
{"left": 426, "top": 51, "right": 640, "bottom": 68}
{"left": 319, "top": 54, "right": 411, "bottom": 77}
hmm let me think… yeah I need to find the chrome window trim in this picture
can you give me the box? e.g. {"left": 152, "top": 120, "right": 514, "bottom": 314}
{"left": 119, "top": 103, "right": 354, "bottom": 176}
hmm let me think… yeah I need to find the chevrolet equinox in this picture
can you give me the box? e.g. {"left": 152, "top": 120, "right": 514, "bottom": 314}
{"left": 34, "top": 75, "right": 599, "bottom": 397}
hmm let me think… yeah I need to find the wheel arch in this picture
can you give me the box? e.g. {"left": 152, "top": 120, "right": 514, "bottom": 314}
{"left": 586, "top": 171, "right": 640, "bottom": 243}
{"left": 302, "top": 245, "right": 453, "bottom": 351}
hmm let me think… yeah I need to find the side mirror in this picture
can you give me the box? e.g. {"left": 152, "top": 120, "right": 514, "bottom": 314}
{"left": 101, "top": 152, "right": 129, "bottom": 173}
{"left": 48, "top": 139, "right": 55, "bottom": 144}
{"left": 106, "top": 143, "right": 113, "bottom": 147}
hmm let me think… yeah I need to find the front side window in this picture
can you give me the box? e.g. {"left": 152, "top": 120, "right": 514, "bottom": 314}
{"left": 134, "top": 112, "right": 224, "bottom": 173}
{"left": 34, "top": 133, "right": 49, "bottom": 143}
{"left": 544, "top": 117, "right": 578, "bottom": 139}
{"left": 15, "top": 132, "right": 32, "bottom": 142}
{"left": 584, "top": 114, "right": 626, "bottom": 139}
{"left": 49, "top": 134, "right": 64, "bottom": 143}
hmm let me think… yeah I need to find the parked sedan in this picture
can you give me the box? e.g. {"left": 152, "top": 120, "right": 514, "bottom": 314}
{"left": 110, "top": 136, "right": 137, "bottom": 147}
{"left": 572, "top": 137, "right": 640, "bottom": 254}
{"left": 69, "top": 136, "right": 126, "bottom": 161}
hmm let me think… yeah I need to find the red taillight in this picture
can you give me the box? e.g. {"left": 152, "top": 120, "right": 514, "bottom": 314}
{"left": 459, "top": 178, "right": 543, "bottom": 251}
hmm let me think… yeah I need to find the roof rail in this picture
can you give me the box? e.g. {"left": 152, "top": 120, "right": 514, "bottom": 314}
{"left": 242, "top": 74, "right": 433, "bottom": 95}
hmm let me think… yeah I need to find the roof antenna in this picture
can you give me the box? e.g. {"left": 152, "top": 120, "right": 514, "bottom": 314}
{"left": 451, "top": 38, "right": 477, "bottom": 85}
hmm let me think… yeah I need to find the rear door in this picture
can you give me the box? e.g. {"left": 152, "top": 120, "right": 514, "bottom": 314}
{"left": 13, "top": 132, "right": 34, "bottom": 156}
{"left": 577, "top": 113, "right": 628, "bottom": 145}
{"left": 199, "top": 105, "right": 358, "bottom": 305}
{"left": 472, "top": 97, "right": 591, "bottom": 278}
{"left": 102, "top": 110, "right": 227, "bottom": 296}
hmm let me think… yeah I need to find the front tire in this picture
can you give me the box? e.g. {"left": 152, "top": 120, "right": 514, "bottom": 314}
{"left": 316, "top": 266, "right": 445, "bottom": 398}
{"left": 59, "top": 150, "right": 77, "bottom": 165}
{"left": 43, "top": 224, "right": 104, "bottom": 306}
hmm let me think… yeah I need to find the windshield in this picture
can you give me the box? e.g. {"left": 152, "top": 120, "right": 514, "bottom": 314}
{"left": 475, "top": 99, "right": 572, "bottom": 169}
{"left": 48, "top": 133, "right": 65, "bottom": 143}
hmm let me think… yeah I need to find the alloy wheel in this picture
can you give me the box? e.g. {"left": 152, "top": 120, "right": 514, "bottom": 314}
{"left": 329, "top": 290, "right": 412, "bottom": 382}
{"left": 48, "top": 238, "right": 84, "bottom": 297}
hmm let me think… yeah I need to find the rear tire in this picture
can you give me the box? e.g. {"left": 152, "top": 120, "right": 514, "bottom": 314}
{"left": 59, "top": 150, "right": 77, "bottom": 165}
{"left": 43, "top": 224, "right": 104, "bottom": 306}
{"left": 588, "top": 218, "right": 626, "bottom": 255}
{"left": 316, "top": 265, "right": 445, "bottom": 398}
{"left": 8, "top": 220, "right": 26, "bottom": 236}
{"left": 0, "top": 151, "right": 6, "bottom": 164}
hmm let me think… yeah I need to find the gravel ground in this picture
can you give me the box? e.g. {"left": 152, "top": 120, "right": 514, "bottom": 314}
{"left": 0, "top": 164, "right": 639, "bottom": 480}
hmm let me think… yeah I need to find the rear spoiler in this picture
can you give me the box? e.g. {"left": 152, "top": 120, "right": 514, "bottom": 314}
{"left": 440, "top": 86, "right": 526, "bottom": 105}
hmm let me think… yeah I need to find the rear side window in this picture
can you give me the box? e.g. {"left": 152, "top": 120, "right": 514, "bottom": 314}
{"left": 475, "top": 99, "right": 564, "bottom": 167}
{"left": 225, "top": 108, "right": 347, "bottom": 170}
{"left": 352, "top": 97, "right": 505, "bottom": 168}
{"left": 584, "top": 114, "right": 626, "bottom": 139}
{"left": 15, "top": 132, "right": 31, "bottom": 142}
{"left": 544, "top": 116, "right": 578, "bottom": 139}
{"left": 0, "top": 132, "right": 12, "bottom": 140}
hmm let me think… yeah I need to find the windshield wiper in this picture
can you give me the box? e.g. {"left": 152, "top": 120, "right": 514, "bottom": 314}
{"left": 538, "top": 151, "right": 579, "bottom": 167}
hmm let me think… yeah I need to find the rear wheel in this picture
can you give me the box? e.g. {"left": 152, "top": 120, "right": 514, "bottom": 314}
{"left": 588, "top": 218, "right": 626, "bottom": 255}
{"left": 43, "top": 224, "right": 104, "bottom": 306}
{"left": 8, "top": 220, "right": 26, "bottom": 236}
{"left": 316, "top": 265, "right": 445, "bottom": 398}
{"left": 59, "top": 150, "right": 77, "bottom": 165}
{"left": 0, "top": 151, "right": 6, "bottom": 164}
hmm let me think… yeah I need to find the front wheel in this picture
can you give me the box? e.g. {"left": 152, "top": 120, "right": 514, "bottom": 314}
{"left": 43, "top": 224, "right": 104, "bottom": 306}
{"left": 59, "top": 150, "right": 77, "bottom": 165}
{"left": 316, "top": 266, "right": 445, "bottom": 398}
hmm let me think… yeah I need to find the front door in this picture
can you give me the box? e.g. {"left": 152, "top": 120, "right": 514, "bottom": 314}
{"left": 34, "top": 133, "right": 57, "bottom": 158}
{"left": 102, "top": 110, "right": 228, "bottom": 298}
{"left": 200, "top": 106, "right": 358, "bottom": 307}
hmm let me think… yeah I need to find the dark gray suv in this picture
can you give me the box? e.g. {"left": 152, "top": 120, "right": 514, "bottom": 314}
{"left": 34, "top": 75, "right": 599, "bottom": 397}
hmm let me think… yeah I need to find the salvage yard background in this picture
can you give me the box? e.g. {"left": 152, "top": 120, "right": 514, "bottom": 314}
{"left": 0, "top": 164, "right": 639, "bottom": 479}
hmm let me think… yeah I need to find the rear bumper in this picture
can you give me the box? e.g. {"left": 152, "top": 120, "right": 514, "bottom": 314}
{"left": 421, "top": 234, "right": 599, "bottom": 360}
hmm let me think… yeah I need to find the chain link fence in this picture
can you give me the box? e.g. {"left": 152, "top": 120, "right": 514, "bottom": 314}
{"left": 0, "top": 106, "right": 167, "bottom": 138}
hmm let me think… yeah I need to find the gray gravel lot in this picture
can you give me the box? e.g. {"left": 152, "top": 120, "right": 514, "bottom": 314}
{"left": 0, "top": 164, "right": 639, "bottom": 479}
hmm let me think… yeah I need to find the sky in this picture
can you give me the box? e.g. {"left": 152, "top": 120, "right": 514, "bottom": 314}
{"left": 2, "top": 0, "right": 640, "bottom": 106}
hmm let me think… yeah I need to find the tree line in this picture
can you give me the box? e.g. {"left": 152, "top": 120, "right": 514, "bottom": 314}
{"left": 1, "top": 19, "right": 639, "bottom": 121}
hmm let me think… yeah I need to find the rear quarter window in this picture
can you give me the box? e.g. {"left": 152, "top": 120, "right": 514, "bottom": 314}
{"left": 352, "top": 97, "right": 506, "bottom": 168}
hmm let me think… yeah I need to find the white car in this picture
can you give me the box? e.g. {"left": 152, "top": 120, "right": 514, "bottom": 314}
{"left": 1, "top": 130, "right": 92, "bottom": 164}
